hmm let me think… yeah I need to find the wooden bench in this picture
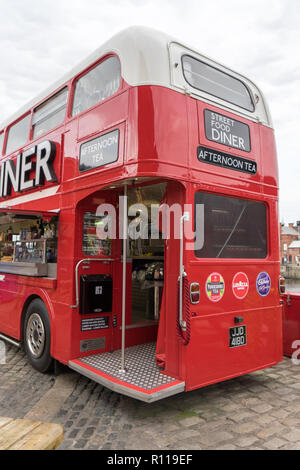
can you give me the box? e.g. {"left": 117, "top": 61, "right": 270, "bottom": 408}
{"left": 0, "top": 417, "right": 63, "bottom": 450}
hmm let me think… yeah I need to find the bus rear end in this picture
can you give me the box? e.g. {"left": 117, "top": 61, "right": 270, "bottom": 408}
{"left": 165, "top": 46, "right": 282, "bottom": 391}
{"left": 182, "top": 188, "right": 282, "bottom": 391}
{"left": 68, "top": 30, "right": 283, "bottom": 399}
{"left": 0, "top": 27, "right": 282, "bottom": 402}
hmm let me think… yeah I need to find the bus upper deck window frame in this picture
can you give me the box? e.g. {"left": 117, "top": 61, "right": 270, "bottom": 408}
{"left": 0, "top": 132, "right": 3, "bottom": 157}
{"left": 182, "top": 55, "right": 255, "bottom": 113}
{"left": 5, "top": 114, "right": 31, "bottom": 156}
{"left": 32, "top": 87, "right": 68, "bottom": 139}
{"left": 71, "top": 56, "right": 121, "bottom": 118}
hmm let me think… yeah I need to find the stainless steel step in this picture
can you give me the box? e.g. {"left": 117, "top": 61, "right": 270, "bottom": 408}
{"left": 69, "top": 342, "right": 185, "bottom": 402}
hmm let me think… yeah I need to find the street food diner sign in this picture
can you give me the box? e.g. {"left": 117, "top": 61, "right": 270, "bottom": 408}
{"left": 204, "top": 109, "right": 251, "bottom": 153}
{"left": 198, "top": 109, "right": 256, "bottom": 175}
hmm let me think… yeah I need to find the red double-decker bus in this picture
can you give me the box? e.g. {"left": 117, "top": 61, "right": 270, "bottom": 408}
{"left": 0, "top": 27, "right": 282, "bottom": 402}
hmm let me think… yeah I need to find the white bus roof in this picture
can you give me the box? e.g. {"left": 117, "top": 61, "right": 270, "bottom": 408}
{"left": 0, "top": 26, "right": 272, "bottom": 130}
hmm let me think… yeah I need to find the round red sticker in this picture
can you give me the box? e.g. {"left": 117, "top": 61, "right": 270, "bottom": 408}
{"left": 232, "top": 272, "right": 249, "bottom": 300}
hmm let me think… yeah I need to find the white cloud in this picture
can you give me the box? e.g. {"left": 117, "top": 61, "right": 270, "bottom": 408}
{"left": 0, "top": 0, "right": 299, "bottom": 220}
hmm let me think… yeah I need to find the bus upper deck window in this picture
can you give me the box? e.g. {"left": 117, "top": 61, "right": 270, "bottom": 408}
{"left": 32, "top": 88, "right": 68, "bottom": 139}
{"left": 72, "top": 57, "right": 121, "bottom": 117}
{"left": 194, "top": 192, "right": 267, "bottom": 259}
{"left": 5, "top": 115, "right": 30, "bottom": 156}
{"left": 182, "top": 55, "right": 254, "bottom": 112}
{"left": 0, "top": 133, "right": 3, "bottom": 157}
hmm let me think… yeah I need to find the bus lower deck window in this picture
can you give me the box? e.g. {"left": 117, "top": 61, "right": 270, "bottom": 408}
{"left": 194, "top": 192, "right": 267, "bottom": 259}
{"left": 0, "top": 213, "right": 58, "bottom": 264}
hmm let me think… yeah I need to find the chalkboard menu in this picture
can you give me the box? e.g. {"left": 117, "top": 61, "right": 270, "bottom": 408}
{"left": 82, "top": 212, "right": 111, "bottom": 256}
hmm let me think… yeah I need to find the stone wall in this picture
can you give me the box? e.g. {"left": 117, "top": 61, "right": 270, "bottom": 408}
{"left": 281, "top": 265, "right": 300, "bottom": 279}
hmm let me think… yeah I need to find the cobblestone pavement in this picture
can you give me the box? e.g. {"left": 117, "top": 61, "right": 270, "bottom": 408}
{"left": 2, "top": 343, "right": 300, "bottom": 450}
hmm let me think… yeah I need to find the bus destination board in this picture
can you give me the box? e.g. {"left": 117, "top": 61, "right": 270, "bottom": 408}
{"left": 79, "top": 129, "right": 119, "bottom": 172}
{"left": 204, "top": 109, "right": 251, "bottom": 153}
{"left": 197, "top": 146, "right": 257, "bottom": 175}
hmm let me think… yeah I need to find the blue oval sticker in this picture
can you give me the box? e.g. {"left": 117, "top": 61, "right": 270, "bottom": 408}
{"left": 256, "top": 272, "right": 271, "bottom": 297}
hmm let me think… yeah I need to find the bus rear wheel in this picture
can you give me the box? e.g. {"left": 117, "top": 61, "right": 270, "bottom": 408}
{"left": 24, "top": 299, "right": 53, "bottom": 373}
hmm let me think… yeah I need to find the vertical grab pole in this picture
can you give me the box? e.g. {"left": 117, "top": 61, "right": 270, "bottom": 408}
{"left": 120, "top": 183, "right": 128, "bottom": 373}
{"left": 179, "top": 212, "right": 189, "bottom": 330}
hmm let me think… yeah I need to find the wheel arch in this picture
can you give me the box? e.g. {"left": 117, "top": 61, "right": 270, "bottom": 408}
{"left": 20, "top": 290, "right": 55, "bottom": 345}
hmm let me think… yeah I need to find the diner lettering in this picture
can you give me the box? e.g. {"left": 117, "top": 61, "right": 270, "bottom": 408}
{"left": 0, "top": 140, "right": 57, "bottom": 198}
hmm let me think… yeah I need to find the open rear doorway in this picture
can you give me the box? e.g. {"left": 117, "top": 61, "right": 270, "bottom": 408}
{"left": 128, "top": 182, "right": 166, "bottom": 327}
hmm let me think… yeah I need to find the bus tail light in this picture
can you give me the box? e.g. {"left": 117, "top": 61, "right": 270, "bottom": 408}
{"left": 279, "top": 276, "right": 286, "bottom": 295}
{"left": 190, "top": 282, "right": 200, "bottom": 304}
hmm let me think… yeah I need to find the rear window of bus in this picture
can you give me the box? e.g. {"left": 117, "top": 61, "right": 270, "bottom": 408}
{"left": 6, "top": 114, "right": 31, "bottom": 155}
{"left": 182, "top": 55, "right": 254, "bottom": 112}
{"left": 32, "top": 88, "right": 68, "bottom": 139}
{"left": 72, "top": 56, "right": 121, "bottom": 117}
{"left": 194, "top": 192, "right": 267, "bottom": 259}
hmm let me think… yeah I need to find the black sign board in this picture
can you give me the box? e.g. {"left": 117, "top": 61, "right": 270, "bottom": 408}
{"left": 204, "top": 109, "right": 251, "bottom": 153}
{"left": 197, "top": 146, "right": 257, "bottom": 175}
{"left": 80, "top": 275, "right": 113, "bottom": 315}
{"left": 229, "top": 326, "right": 247, "bottom": 348}
{"left": 81, "top": 317, "right": 109, "bottom": 332}
{"left": 79, "top": 129, "right": 119, "bottom": 172}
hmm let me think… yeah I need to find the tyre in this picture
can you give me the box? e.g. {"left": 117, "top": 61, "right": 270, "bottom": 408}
{"left": 24, "top": 299, "right": 53, "bottom": 373}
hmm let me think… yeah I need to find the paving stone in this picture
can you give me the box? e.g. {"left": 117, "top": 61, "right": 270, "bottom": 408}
{"left": 284, "top": 429, "right": 300, "bottom": 442}
{"left": 217, "top": 444, "right": 237, "bottom": 450}
{"left": 250, "top": 403, "right": 274, "bottom": 414}
{"left": 257, "top": 423, "right": 286, "bottom": 439}
{"left": 198, "top": 430, "right": 233, "bottom": 446}
{"left": 281, "top": 417, "right": 300, "bottom": 426}
{"left": 263, "top": 438, "right": 287, "bottom": 450}
{"left": 3, "top": 347, "right": 300, "bottom": 450}
{"left": 270, "top": 409, "right": 291, "bottom": 419}
{"left": 281, "top": 442, "right": 300, "bottom": 450}
{"left": 178, "top": 416, "right": 205, "bottom": 427}
{"left": 229, "top": 411, "right": 257, "bottom": 423}
{"left": 233, "top": 422, "right": 260, "bottom": 434}
{"left": 255, "top": 414, "right": 277, "bottom": 425}
{"left": 235, "top": 436, "right": 260, "bottom": 448}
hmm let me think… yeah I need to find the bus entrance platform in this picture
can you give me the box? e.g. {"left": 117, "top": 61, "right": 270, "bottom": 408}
{"left": 69, "top": 342, "right": 185, "bottom": 402}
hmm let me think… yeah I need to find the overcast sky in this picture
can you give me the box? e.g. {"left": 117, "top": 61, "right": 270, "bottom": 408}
{"left": 0, "top": 0, "right": 299, "bottom": 222}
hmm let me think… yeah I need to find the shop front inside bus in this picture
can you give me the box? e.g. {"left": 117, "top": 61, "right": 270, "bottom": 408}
{"left": 75, "top": 180, "right": 183, "bottom": 362}
{"left": 127, "top": 183, "right": 166, "bottom": 326}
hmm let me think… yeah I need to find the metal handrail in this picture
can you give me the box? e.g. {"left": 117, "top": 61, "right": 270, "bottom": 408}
{"left": 70, "top": 258, "right": 114, "bottom": 309}
{"left": 120, "top": 184, "right": 128, "bottom": 373}
{"left": 178, "top": 212, "right": 189, "bottom": 330}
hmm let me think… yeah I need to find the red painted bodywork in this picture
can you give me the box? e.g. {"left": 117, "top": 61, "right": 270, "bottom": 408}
{"left": 0, "top": 54, "right": 283, "bottom": 392}
{"left": 282, "top": 293, "right": 300, "bottom": 358}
